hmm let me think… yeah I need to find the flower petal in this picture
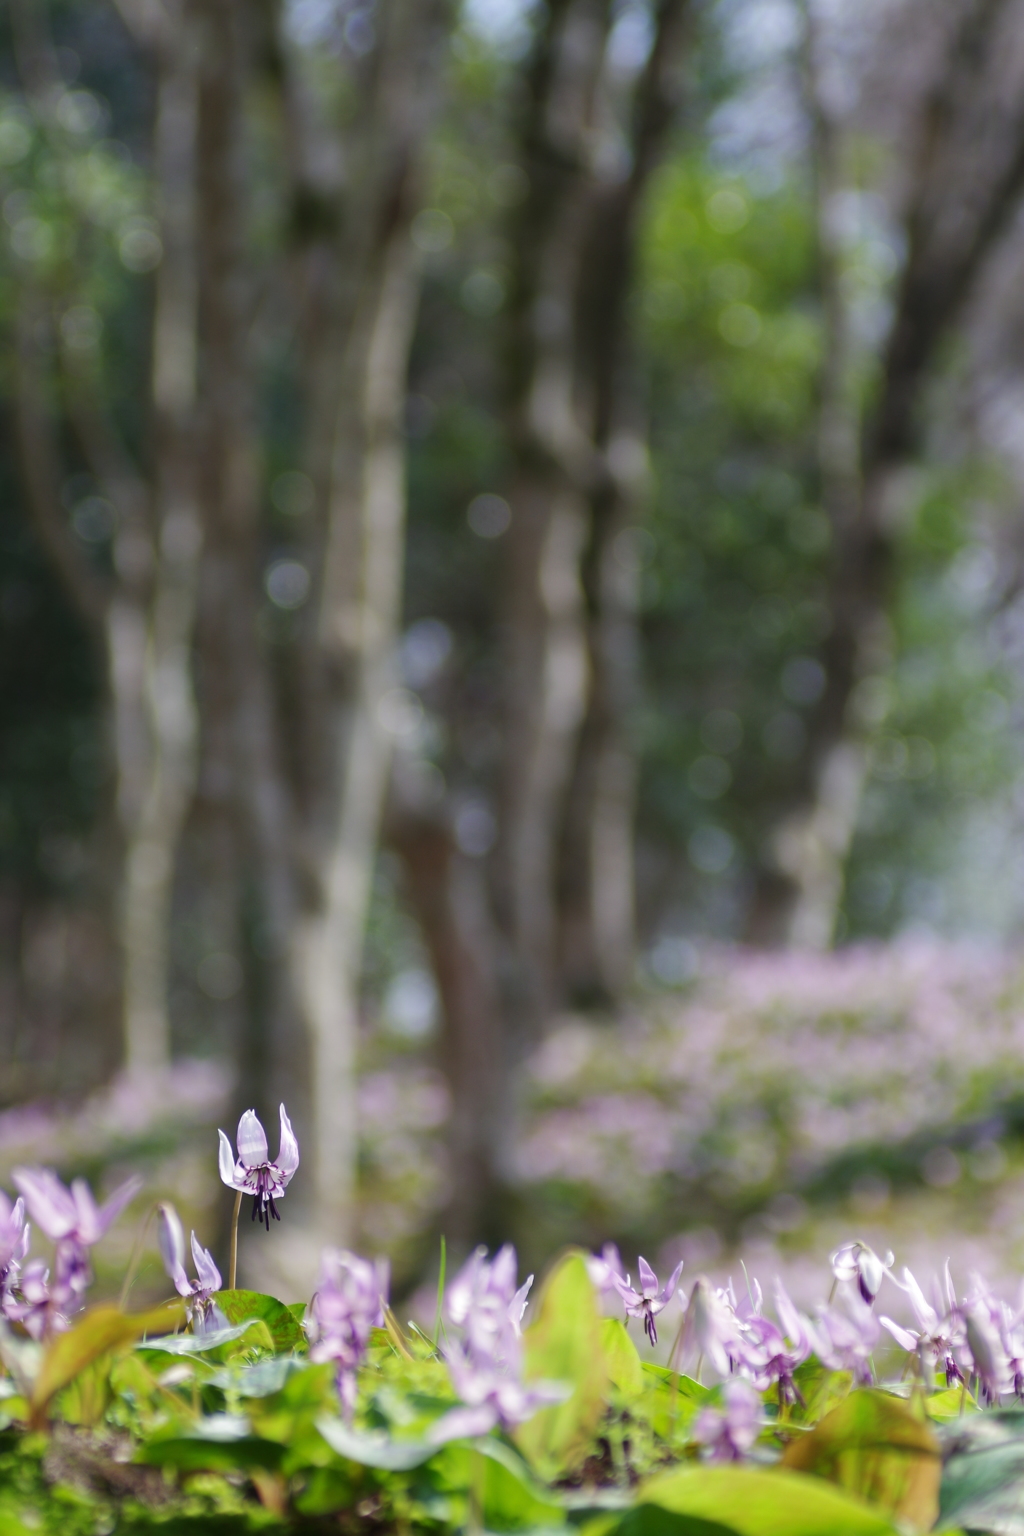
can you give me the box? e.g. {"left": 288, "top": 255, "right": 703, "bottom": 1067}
{"left": 880, "top": 1315, "right": 918, "bottom": 1352}
{"left": 95, "top": 1175, "right": 143, "bottom": 1239}
{"left": 426, "top": 1404, "right": 499, "bottom": 1445}
{"left": 71, "top": 1179, "right": 103, "bottom": 1244}
{"left": 157, "top": 1202, "right": 186, "bottom": 1282}
{"left": 658, "top": 1260, "right": 685, "bottom": 1307}
{"left": 191, "top": 1231, "right": 222, "bottom": 1293}
{"left": 638, "top": 1256, "right": 659, "bottom": 1298}
{"left": 12, "top": 1168, "right": 78, "bottom": 1240}
{"left": 276, "top": 1103, "right": 300, "bottom": 1181}
{"left": 218, "top": 1130, "right": 246, "bottom": 1191}
{"left": 236, "top": 1110, "right": 269, "bottom": 1169}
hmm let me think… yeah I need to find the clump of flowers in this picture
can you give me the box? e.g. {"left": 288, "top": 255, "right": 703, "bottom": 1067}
{"left": 430, "top": 1244, "right": 565, "bottom": 1442}
{"left": 306, "top": 1250, "right": 390, "bottom": 1416}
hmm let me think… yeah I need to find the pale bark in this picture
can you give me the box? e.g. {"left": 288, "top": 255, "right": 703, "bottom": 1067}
{"left": 296, "top": 234, "right": 421, "bottom": 1242}
{"left": 11, "top": 0, "right": 202, "bottom": 1073}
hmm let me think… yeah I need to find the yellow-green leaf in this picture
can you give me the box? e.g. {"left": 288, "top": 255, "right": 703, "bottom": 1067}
{"left": 641, "top": 1465, "right": 899, "bottom": 1536}
{"left": 781, "top": 1388, "right": 940, "bottom": 1533}
{"left": 31, "top": 1299, "right": 185, "bottom": 1423}
{"left": 514, "top": 1251, "right": 610, "bottom": 1480}
{"left": 602, "top": 1318, "right": 644, "bottom": 1400}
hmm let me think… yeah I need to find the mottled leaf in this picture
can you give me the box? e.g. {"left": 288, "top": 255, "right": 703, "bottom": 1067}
{"left": 216, "top": 1289, "right": 305, "bottom": 1352}
{"left": 31, "top": 1300, "right": 185, "bottom": 1423}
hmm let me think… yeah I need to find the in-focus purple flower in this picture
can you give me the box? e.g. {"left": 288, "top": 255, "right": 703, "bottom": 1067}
{"left": 614, "top": 1256, "right": 684, "bottom": 1346}
{"left": 446, "top": 1244, "right": 534, "bottom": 1358}
{"left": 691, "top": 1378, "right": 763, "bottom": 1461}
{"left": 830, "top": 1241, "right": 894, "bottom": 1306}
{"left": 306, "top": 1249, "right": 389, "bottom": 1417}
{"left": 880, "top": 1263, "right": 964, "bottom": 1387}
{"left": 218, "top": 1104, "right": 299, "bottom": 1230}
{"left": 157, "top": 1202, "right": 224, "bottom": 1332}
{"left": 810, "top": 1290, "right": 879, "bottom": 1384}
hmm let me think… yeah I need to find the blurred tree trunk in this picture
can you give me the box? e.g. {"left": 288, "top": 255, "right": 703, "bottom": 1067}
{"left": 759, "top": 0, "right": 1024, "bottom": 947}
{"left": 555, "top": 0, "right": 690, "bottom": 1004}
{"left": 11, "top": 0, "right": 202, "bottom": 1076}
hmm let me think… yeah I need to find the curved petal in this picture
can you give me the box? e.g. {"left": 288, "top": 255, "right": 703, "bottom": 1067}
{"left": 426, "top": 1404, "right": 499, "bottom": 1446}
{"left": 218, "top": 1130, "right": 246, "bottom": 1191}
{"left": 637, "top": 1256, "right": 659, "bottom": 1299}
{"left": 191, "top": 1231, "right": 222, "bottom": 1293}
{"left": 276, "top": 1103, "right": 300, "bottom": 1181}
{"left": 236, "top": 1110, "right": 269, "bottom": 1169}
{"left": 12, "top": 1168, "right": 78, "bottom": 1240}
{"left": 658, "top": 1260, "right": 685, "bottom": 1307}
{"left": 510, "top": 1275, "right": 534, "bottom": 1334}
{"left": 95, "top": 1175, "right": 143, "bottom": 1239}
{"left": 71, "top": 1179, "right": 103, "bottom": 1244}
{"left": 157, "top": 1202, "right": 186, "bottom": 1282}
{"left": 880, "top": 1314, "right": 918, "bottom": 1352}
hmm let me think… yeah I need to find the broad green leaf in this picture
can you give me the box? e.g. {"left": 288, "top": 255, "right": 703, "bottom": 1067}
{"left": 137, "top": 1321, "right": 257, "bottom": 1355}
{"left": 781, "top": 1388, "right": 940, "bottom": 1532}
{"left": 31, "top": 1299, "right": 185, "bottom": 1422}
{"left": 639, "top": 1466, "right": 899, "bottom": 1536}
{"left": 598, "top": 1507, "right": 736, "bottom": 1536}
{"left": 216, "top": 1289, "right": 306, "bottom": 1352}
{"left": 938, "top": 1410, "right": 1024, "bottom": 1533}
{"left": 315, "top": 1415, "right": 435, "bottom": 1469}
{"left": 434, "top": 1438, "right": 568, "bottom": 1532}
{"left": 602, "top": 1319, "right": 644, "bottom": 1400}
{"left": 642, "top": 1365, "right": 714, "bottom": 1404}
{"left": 790, "top": 1359, "right": 853, "bottom": 1425}
{"left": 138, "top": 1422, "right": 287, "bottom": 1475}
{"left": 925, "top": 1386, "right": 977, "bottom": 1423}
{"left": 515, "top": 1251, "right": 610, "bottom": 1480}
{"left": 209, "top": 1356, "right": 306, "bottom": 1397}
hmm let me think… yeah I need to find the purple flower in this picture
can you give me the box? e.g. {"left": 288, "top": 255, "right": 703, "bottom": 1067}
{"left": 12, "top": 1167, "right": 142, "bottom": 1246}
{"left": 830, "top": 1241, "right": 894, "bottom": 1306}
{"left": 681, "top": 1277, "right": 744, "bottom": 1378}
{"left": 691, "top": 1378, "right": 763, "bottom": 1461}
{"left": 428, "top": 1344, "right": 566, "bottom": 1443}
{"left": 8, "top": 1258, "right": 58, "bottom": 1340}
{"left": 731, "top": 1282, "right": 812, "bottom": 1403}
{"left": 157, "top": 1203, "right": 224, "bottom": 1332}
{"left": 810, "top": 1291, "right": 880, "bottom": 1384}
{"left": 963, "top": 1298, "right": 1009, "bottom": 1405}
{"left": 218, "top": 1104, "right": 299, "bottom": 1230}
{"left": 586, "top": 1243, "right": 626, "bottom": 1296}
{"left": 306, "top": 1249, "right": 389, "bottom": 1417}
{"left": 11, "top": 1167, "right": 141, "bottom": 1324}
{"left": 0, "top": 1193, "right": 28, "bottom": 1311}
{"left": 880, "top": 1263, "right": 964, "bottom": 1386}
{"left": 613, "top": 1256, "right": 684, "bottom": 1346}
{"left": 445, "top": 1245, "right": 534, "bottom": 1360}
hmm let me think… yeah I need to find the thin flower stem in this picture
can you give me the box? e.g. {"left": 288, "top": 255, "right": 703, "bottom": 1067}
{"left": 433, "top": 1235, "right": 446, "bottom": 1350}
{"left": 119, "top": 1202, "right": 158, "bottom": 1310}
{"left": 228, "top": 1190, "right": 242, "bottom": 1291}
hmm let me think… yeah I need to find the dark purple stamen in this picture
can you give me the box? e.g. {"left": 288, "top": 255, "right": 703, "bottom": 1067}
{"left": 644, "top": 1307, "right": 657, "bottom": 1346}
{"left": 248, "top": 1167, "right": 281, "bottom": 1232}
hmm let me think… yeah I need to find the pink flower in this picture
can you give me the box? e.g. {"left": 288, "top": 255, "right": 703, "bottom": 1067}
{"left": 306, "top": 1249, "right": 389, "bottom": 1416}
{"left": 218, "top": 1105, "right": 299, "bottom": 1230}
{"left": 614, "top": 1256, "right": 684, "bottom": 1346}
{"left": 156, "top": 1202, "right": 224, "bottom": 1332}
{"left": 692, "top": 1378, "right": 763, "bottom": 1461}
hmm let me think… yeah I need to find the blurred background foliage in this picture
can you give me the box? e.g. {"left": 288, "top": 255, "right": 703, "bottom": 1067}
{"left": 2, "top": 0, "right": 1024, "bottom": 1303}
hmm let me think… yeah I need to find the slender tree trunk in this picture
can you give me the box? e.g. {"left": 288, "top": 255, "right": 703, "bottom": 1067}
{"left": 294, "top": 228, "right": 421, "bottom": 1243}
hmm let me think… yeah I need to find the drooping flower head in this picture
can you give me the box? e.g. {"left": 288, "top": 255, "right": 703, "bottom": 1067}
{"left": 730, "top": 1281, "right": 812, "bottom": 1404}
{"left": 157, "top": 1202, "right": 225, "bottom": 1332}
{"left": 880, "top": 1263, "right": 964, "bottom": 1387}
{"left": 428, "top": 1344, "right": 567, "bottom": 1444}
{"left": 306, "top": 1249, "right": 389, "bottom": 1416}
{"left": 586, "top": 1243, "right": 626, "bottom": 1297}
{"left": 830, "top": 1241, "right": 894, "bottom": 1306}
{"left": 218, "top": 1104, "right": 299, "bottom": 1230}
{"left": 810, "top": 1290, "right": 880, "bottom": 1384}
{"left": 691, "top": 1378, "right": 763, "bottom": 1462}
{"left": 613, "top": 1256, "right": 684, "bottom": 1346}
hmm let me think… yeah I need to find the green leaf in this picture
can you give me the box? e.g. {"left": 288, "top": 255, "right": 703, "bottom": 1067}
{"left": 514, "top": 1251, "right": 610, "bottom": 1480}
{"left": 215, "top": 1289, "right": 306, "bottom": 1352}
{"left": 938, "top": 1409, "right": 1024, "bottom": 1533}
{"left": 602, "top": 1319, "right": 644, "bottom": 1401}
{"left": 781, "top": 1388, "right": 940, "bottom": 1533}
{"left": 31, "top": 1299, "right": 185, "bottom": 1422}
{"left": 315, "top": 1415, "right": 436, "bottom": 1469}
{"left": 924, "top": 1386, "right": 977, "bottom": 1423}
{"left": 431, "top": 1438, "right": 568, "bottom": 1533}
{"left": 136, "top": 1322, "right": 258, "bottom": 1355}
{"left": 209, "top": 1356, "right": 306, "bottom": 1397}
{"left": 138, "top": 1423, "right": 286, "bottom": 1475}
{"left": 638, "top": 1466, "right": 900, "bottom": 1536}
